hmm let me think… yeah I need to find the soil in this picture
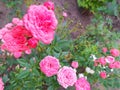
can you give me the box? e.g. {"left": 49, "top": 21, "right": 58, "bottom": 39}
{"left": 0, "top": 0, "right": 120, "bottom": 90}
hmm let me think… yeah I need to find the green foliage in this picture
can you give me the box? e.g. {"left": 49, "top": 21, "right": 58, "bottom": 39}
{"left": 77, "top": 0, "right": 119, "bottom": 16}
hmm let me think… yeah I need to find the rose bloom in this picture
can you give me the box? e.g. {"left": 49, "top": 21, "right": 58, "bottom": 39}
{"left": 100, "top": 71, "right": 107, "bottom": 79}
{"left": 102, "top": 47, "right": 107, "bottom": 53}
{"left": 113, "top": 61, "right": 120, "bottom": 69}
{"left": 75, "top": 77, "right": 91, "bottom": 90}
{"left": 110, "top": 48, "right": 120, "bottom": 57}
{"left": 71, "top": 61, "right": 79, "bottom": 69}
{"left": 39, "top": 56, "right": 60, "bottom": 77}
{"left": 23, "top": 3, "right": 58, "bottom": 44}
{"left": 0, "top": 25, "right": 34, "bottom": 58}
{"left": 105, "top": 56, "right": 115, "bottom": 64}
{"left": 98, "top": 57, "right": 106, "bottom": 65}
{"left": 0, "top": 78, "right": 4, "bottom": 90}
{"left": 57, "top": 66, "right": 77, "bottom": 88}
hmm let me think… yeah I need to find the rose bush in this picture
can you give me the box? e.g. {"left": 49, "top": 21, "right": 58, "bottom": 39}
{"left": 0, "top": 1, "right": 120, "bottom": 90}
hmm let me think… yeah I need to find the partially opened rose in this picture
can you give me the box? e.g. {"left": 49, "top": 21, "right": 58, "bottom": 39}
{"left": 110, "top": 48, "right": 120, "bottom": 57}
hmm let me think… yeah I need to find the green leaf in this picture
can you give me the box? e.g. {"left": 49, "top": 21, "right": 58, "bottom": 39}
{"left": 17, "top": 70, "right": 30, "bottom": 79}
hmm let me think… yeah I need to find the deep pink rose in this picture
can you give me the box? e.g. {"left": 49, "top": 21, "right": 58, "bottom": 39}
{"left": 39, "top": 56, "right": 60, "bottom": 77}
{"left": 110, "top": 48, "right": 120, "bottom": 57}
{"left": 105, "top": 56, "right": 115, "bottom": 63}
{"left": 98, "top": 57, "right": 106, "bottom": 65}
{"left": 71, "top": 61, "right": 79, "bottom": 69}
{"left": 102, "top": 47, "right": 107, "bottom": 53}
{"left": 44, "top": 1, "right": 54, "bottom": 11}
{"left": 0, "top": 25, "right": 35, "bottom": 58}
{"left": 23, "top": 4, "right": 58, "bottom": 44}
{"left": 0, "top": 78, "right": 4, "bottom": 90}
{"left": 100, "top": 71, "right": 107, "bottom": 79}
{"left": 75, "top": 77, "right": 91, "bottom": 90}
{"left": 57, "top": 66, "right": 77, "bottom": 88}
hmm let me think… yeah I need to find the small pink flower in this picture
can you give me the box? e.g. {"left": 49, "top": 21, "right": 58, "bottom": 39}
{"left": 0, "top": 78, "right": 4, "bottom": 90}
{"left": 44, "top": 1, "right": 54, "bottom": 11}
{"left": 57, "top": 66, "right": 77, "bottom": 88}
{"left": 75, "top": 77, "right": 91, "bottom": 90}
{"left": 114, "top": 61, "right": 120, "bottom": 69}
{"left": 105, "top": 56, "right": 115, "bottom": 63}
{"left": 110, "top": 48, "right": 120, "bottom": 57}
{"left": 39, "top": 56, "right": 60, "bottom": 77}
{"left": 63, "top": 12, "right": 67, "bottom": 18}
{"left": 100, "top": 71, "right": 107, "bottom": 79}
{"left": 71, "top": 61, "right": 79, "bottom": 69}
{"left": 25, "top": 49, "right": 31, "bottom": 54}
{"left": 12, "top": 18, "right": 20, "bottom": 24}
{"left": 98, "top": 57, "right": 106, "bottom": 65}
{"left": 102, "top": 47, "right": 107, "bottom": 53}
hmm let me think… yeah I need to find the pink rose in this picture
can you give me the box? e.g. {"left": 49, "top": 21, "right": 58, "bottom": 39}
{"left": 13, "top": 52, "right": 22, "bottom": 59}
{"left": 98, "top": 57, "right": 106, "bottom": 65}
{"left": 44, "top": 1, "right": 54, "bottom": 11}
{"left": 57, "top": 66, "right": 77, "bottom": 88}
{"left": 23, "top": 4, "right": 58, "bottom": 44}
{"left": 71, "top": 61, "right": 79, "bottom": 69}
{"left": 63, "top": 12, "right": 68, "bottom": 18}
{"left": 114, "top": 61, "right": 120, "bottom": 69}
{"left": 105, "top": 56, "right": 115, "bottom": 63}
{"left": 39, "top": 56, "right": 60, "bottom": 77}
{"left": 75, "top": 77, "right": 91, "bottom": 90}
{"left": 0, "top": 78, "right": 4, "bottom": 90}
{"left": 110, "top": 48, "right": 120, "bottom": 57}
{"left": 102, "top": 47, "right": 107, "bottom": 53}
{"left": 100, "top": 71, "right": 107, "bottom": 79}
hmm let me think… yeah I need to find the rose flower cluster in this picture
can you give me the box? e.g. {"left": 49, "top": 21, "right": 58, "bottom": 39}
{"left": 39, "top": 56, "right": 91, "bottom": 90}
{"left": 94, "top": 48, "right": 120, "bottom": 79}
{"left": 0, "top": 1, "right": 57, "bottom": 58}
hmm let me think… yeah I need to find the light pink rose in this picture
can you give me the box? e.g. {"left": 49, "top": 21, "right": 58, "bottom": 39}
{"left": 71, "top": 61, "right": 79, "bottom": 69}
{"left": 63, "top": 12, "right": 67, "bottom": 18}
{"left": 105, "top": 56, "right": 115, "bottom": 63}
{"left": 102, "top": 47, "right": 107, "bottom": 53}
{"left": 98, "top": 57, "right": 106, "bottom": 65}
{"left": 75, "top": 77, "right": 91, "bottom": 90}
{"left": 100, "top": 71, "right": 107, "bottom": 79}
{"left": 44, "top": 1, "right": 54, "bottom": 11}
{"left": 110, "top": 48, "right": 120, "bottom": 57}
{"left": 25, "top": 49, "right": 31, "bottom": 55}
{"left": 57, "top": 66, "right": 77, "bottom": 88}
{"left": 0, "top": 78, "right": 4, "bottom": 90}
{"left": 39, "top": 56, "right": 60, "bottom": 77}
{"left": 23, "top": 4, "right": 58, "bottom": 44}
